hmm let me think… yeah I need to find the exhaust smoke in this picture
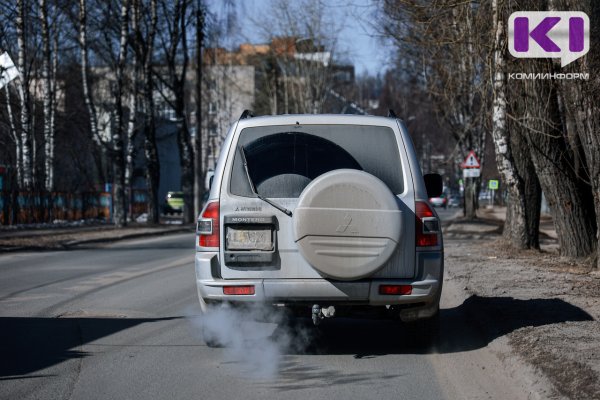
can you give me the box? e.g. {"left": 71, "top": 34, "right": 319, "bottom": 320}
{"left": 195, "top": 303, "right": 311, "bottom": 380}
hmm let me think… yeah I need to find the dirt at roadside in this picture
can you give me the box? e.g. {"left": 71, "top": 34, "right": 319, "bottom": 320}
{"left": 444, "top": 209, "right": 600, "bottom": 400}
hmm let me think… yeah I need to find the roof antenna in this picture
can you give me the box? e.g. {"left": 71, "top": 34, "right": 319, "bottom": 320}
{"left": 239, "top": 110, "right": 255, "bottom": 120}
{"left": 388, "top": 109, "right": 398, "bottom": 118}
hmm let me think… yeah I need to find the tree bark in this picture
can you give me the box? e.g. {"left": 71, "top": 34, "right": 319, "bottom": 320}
{"left": 194, "top": 1, "right": 205, "bottom": 218}
{"left": 464, "top": 177, "right": 478, "bottom": 219}
{"left": 523, "top": 61, "right": 595, "bottom": 258}
{"left": 4, "top": 85, "right": 22, "bottom": 186}
{"left": 510, "top": 119, "right": 541, "bottom": 249}
{"left": 50, "top": 26, "right": 58, "bottom": 189}
{"left": 79, "top": 0, "right": 106, "bottom": 185}
{"left": 16, "top": 0, "right": 32, "bottom": 190}
{"left": 39, "top": 0, "right": 54, "bottom": 192}
{"left": 559, "top": 0, "right": 600, "bottom": 267}
{"left": 111, "top": 0, "right": 130, "bottom": 227}
{"left": 125, "top": 0, "right": 141, "bottom": 214}
{"left": 153, "top": 0, "right": 197, "bottom": 223}
{"left": 491, "top": 0, "right": 531, "bottom": 248}
{"left": 143, "top": 0, "right": 160, "bottom": 224}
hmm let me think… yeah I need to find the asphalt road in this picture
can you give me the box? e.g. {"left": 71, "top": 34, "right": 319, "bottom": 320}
{"left": 0, "top": 206, "right": 526, "bottom": 400}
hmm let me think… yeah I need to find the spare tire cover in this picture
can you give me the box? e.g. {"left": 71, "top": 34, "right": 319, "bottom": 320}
{"left": 293, "top": 169, "right": 402, "bottom": 281}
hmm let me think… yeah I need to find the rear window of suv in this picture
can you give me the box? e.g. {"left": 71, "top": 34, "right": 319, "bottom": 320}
{"left": 230, "top": 124, "right": 404, "bottom": 198}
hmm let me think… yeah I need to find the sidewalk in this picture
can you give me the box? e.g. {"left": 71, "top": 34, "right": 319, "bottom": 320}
{"left": 443, "top": 206, "right": 557, "bottom": 240}
{"left": 442, "top": 207, "right": 599, "bottom": 399}
{"left": 0, "top": 222, "right": 195, "bottom": 252}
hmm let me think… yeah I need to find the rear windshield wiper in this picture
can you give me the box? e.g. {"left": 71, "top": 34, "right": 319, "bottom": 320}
{"left": 239, "top": 145, "right": 292, "bottom": 217}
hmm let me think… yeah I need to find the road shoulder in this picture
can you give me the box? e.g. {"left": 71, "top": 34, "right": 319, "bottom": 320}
{"left": 441, "top": 213, "right": 600, "bottom": 399}
{"left": 0, "top": 224, "right": 195, "bottom": 252}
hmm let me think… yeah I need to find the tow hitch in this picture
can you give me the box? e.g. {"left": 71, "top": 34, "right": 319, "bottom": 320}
{"left": 311, "top": 304, "right": 336, "bottom": 326}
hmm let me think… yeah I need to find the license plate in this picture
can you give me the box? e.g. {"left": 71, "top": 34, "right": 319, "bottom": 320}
{"left": 226, "top": 226, "right": 273, "bottom": 251}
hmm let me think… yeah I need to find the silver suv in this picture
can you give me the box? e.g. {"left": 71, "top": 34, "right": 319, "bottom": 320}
{"left": 195, "top": 113, "right": 443, "bottom": 327}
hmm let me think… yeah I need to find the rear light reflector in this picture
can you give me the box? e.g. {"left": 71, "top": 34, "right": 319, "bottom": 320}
{"left": 379, "top": 284, "right": 412, "bottom": 295}
{"left": 415, "top": 200, "right": 439, "bottom": 247}
{"left": 198, "top": 201, "right": 220, "bottom": 247}
{"left": 223, "top": 286, "right": 255, "bottom": 295}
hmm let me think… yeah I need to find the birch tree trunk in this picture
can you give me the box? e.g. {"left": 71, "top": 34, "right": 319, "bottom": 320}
{"left": 79, "top": 0, "right": 106, "bottom": 185}
{"left": 111, "top": 0, "right": 130, "bottom": 227}
{"left": 39, "top": 0, "right": 54, "bottom": 192}
{"left": 491, "top": 0, "right": 529, "bottom": 248}
{"left": 125, "top": 0, "right": 141, "bottom": 204}
{"left": 49, "top": 24, "right": 58, "bottom": 190}
{"left": 4, "top": 86, "right": 22, "bottom": 186}
{"left": 16, "top": 0, "right": 32, "bottom": 190}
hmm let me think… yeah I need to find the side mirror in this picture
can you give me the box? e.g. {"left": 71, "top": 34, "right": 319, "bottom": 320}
{"left": 424, "top": 173, "right": 443, "bottom": 198}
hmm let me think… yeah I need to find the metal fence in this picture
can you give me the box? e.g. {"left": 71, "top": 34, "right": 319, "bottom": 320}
{"left": 0, "top": 190, "right": 148, "bottom": 225}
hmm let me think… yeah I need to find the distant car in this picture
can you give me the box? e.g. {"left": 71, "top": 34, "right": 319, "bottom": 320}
{"left": 163, "top": 191, "right": 184, "bottom": 215}
{"left": 478, "top": 191, "right": 491, "bottom": 202}
{"left": 429, "top": 195, "right": 447, "bottom": 208}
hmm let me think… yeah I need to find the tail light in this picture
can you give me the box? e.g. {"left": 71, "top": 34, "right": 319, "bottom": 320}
{"left": 198, "top": 201, "right": 220, "bottom": 247}
{"left": 379, "top": 284, "right": 412, "bottom": 295}
{"left": 415, "top": 200, "right": 440, "bottom": 247}
{"left": 223, "top": 286, "right": 255, "bottom": 295}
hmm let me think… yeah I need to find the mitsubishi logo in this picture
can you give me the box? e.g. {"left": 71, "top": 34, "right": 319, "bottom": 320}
{"left": 336, "top": 214, "right": 358, "bottom": 234}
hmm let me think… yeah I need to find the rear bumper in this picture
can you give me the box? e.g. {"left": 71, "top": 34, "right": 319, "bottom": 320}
{"left": 195, "top": 251, "right": 443, "bottom": 319}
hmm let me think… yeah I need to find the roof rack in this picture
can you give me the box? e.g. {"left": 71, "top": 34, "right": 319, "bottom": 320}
{"left": 239, "top": 110, "right": 255, "bottom": 120}
{"left": 387, "top": 109, "right": 398, "bottom": 118}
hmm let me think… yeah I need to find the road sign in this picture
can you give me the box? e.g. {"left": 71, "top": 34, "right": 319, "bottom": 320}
{"left": 462, "top": 150, "right": 481, "bottom": 169}
{"left": 488, "top": 180, "right": 499, "bottom": 190}
{"left": 463, "top": 168, "right": 481, "bottom": 178}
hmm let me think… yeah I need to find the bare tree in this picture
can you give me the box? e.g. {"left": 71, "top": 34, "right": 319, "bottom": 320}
{"left": 138, "top": 0, "right": 160, "bottom": 223}
{"left": 491, "top": 0, "right": 530, "bottom": 248}
{"left": 379, "top": 0, "right": 490, "bottom": 219}
{"left": 79, "top": 0, "right": 105, "bottom": 184}
{"left": 38, "top": 0, "right": 54, "bottom": 191}
{"left": 125, "top": 0, "right": 141, "bottom": 201}
{"left": 16, "top": 0, "right": 33, "bottom": 190}
{"left": 110, "top": 0, "right": 130, "bottom": 227}
{"left": 155, "top": 0, "right": 195, "bottom": 223}
{"left": 553, "top": 0, "right": 600, "bottom": 266}
{"left": 2, "top": 76, "right": 22, "bottom": 187}
{"left": 252, "top": 0, "right": 342, "bottom": 115}
{"left": 194, "top": 2, "right": 205, "bottom": 218}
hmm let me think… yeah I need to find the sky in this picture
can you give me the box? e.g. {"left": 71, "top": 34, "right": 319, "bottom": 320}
{"left": 205, "top": 0, "right": 393, "bottom": 76}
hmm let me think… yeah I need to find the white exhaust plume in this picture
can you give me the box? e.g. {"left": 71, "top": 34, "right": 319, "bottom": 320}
{"left": 196, "top": 303, "right": 311, "bottom": 380}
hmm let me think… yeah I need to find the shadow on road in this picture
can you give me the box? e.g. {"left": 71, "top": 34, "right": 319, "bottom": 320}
{"left": 275, "top": 295, "right": 593, "bottom": 357}
{"left": 0, "top": 295, "right": 593, "bottom": 378}
{"left": 0, "top": 316, "right": 179, "bottom": 378}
